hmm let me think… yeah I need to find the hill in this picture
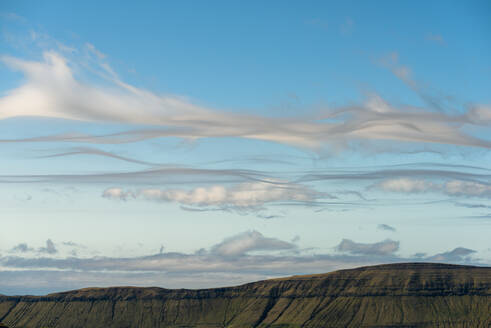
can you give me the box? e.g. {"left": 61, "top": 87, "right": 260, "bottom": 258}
{"left": 0, "top": 263, "right": 489, "bottom": 327}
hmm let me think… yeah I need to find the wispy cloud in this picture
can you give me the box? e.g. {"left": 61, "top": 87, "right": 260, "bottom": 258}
{"left": 377, "top": 224, "right": 396, "bottom": 232}
{"left": 0, "top": 47, "right": 490, "bottom": 152}
{"left": 37, "top": 147, "right": 157, "bottom": 166}
{"left": 0, "top": 162, "right": 489, "bottom": 215}
{"left": 0, "top": 12, "right": 27, "bottom": 23}
{"left": 340, "top": 17, "right": 354, "bottom": 35}
{"left": 425, "top": 33, "right": 446, "bottom": 45}
{"left": 102, "top": 181, "right": 328, "bottom": 213}
{"left": 374, "top": 178, "right": 491, "bottom": 198}
{"left": 306, "top": 18, "right": 329, "bottom": 30}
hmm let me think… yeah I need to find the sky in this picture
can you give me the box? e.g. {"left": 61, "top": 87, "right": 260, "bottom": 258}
{"left": 0, "top": 0, "right": 490, "bottom": 295}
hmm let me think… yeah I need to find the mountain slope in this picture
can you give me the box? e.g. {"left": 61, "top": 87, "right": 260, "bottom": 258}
{"left": 0, "top": 263, "right": 489, "bottom": 328}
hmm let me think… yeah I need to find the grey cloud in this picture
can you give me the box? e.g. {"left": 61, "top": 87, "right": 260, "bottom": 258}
{"left": 210, "top": 231, "right": 296, "bottom": 257}
{"left": 256, "top": 213, "right": 284, "bottom": 220}
{"left": 38, "top": 147, "right": 156, "bottom": 166}
{"left": 427, "top": 247, "right": 476, "bottom": 262}
{"left": 336, "top": 239, "right": 399, "bottom": 256}
{"left": 62, "top": 241, "right": 79, "bottom": 247}
{"left": 10, "top": 240, "right": 59, "bottom": 255}
{"left": 377, "top": 224, "right": 396, "bottom": 232}
{"left": 463, "top": 213, "right": 491, "bottom": 219}
{"left": 3, "top": 162, "right": 488, "bottom": 190}
{"left": 10, "top": 243, "right": 34, "bottom": 253}
{"left": 454, "top": 202, "right": 491, "bottom": 210}
{"left": 38, "top": 239, "right": 57, "bottom": 254}
{"left": 0, "top": 167, "right": 274, "bottom": 186}
{"left": 300, "top": 167, "right": 491, "bottom": 184}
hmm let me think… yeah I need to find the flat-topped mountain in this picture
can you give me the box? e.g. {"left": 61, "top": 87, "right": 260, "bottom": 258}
{"left": 0, "top": 263, "right": 489, "bottom": 327}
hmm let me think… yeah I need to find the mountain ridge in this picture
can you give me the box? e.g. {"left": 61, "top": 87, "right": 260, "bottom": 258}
{"left": 0, "top": 262, "right": 489, "bottom": 327}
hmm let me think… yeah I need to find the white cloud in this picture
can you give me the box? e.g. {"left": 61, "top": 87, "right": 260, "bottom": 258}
{"left": 0, "top": 48, "right": 490, "bottom": 150}
{"left": 445, "top": 180, "right": 491, "bottom": 197}
{"left": 102, "top": 181, "right": 324, "bottom": 211}
{"left": 102, "top": 188, "right": 135, "bottom": 201}
{"left": 376, "top": 178, "right": 435, "bottom": 193}
{"left": 375, "top": 178, "right": 491, "bottom": 198}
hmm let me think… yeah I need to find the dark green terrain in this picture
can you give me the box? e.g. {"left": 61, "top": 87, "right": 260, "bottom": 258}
{"left": 0, "top": 263, "right": 489, "bottom": 328}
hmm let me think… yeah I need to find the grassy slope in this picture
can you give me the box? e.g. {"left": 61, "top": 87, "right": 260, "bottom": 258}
{"left": 0, "top": 263, "right": 489, "bottom": 328}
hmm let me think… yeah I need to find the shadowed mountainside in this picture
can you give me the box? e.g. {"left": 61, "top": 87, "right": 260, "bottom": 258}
{"left": 0, "top": 263, "right": 489, "bottom": 328}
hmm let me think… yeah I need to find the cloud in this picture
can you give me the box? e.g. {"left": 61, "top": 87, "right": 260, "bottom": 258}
{"left": 336, "top": 239, "right": 399, "bottom": 256}
{"left": 102, "top": 181, "right": 326, "bottom": 212}
{"left": 102, "top": 187, "right": 135, "bottom": 201}
{"left": 340, "top": 17, "right": 354, "bottom": 35}
{"left": 425, "top": 33, "right": 445, "bottom": 45}
{"left": 427, "top": 247, "right": 476, "bottom": 262}
{"left": 375, "top": 178, "right": 435, "bottom": 193}
{"left": 377, "top": 224, "right": 396, "bottom": 232}
{"left": 0, "top": 12, "right": 27, "bottom": 23}
{"left": 85, "top": 43, "right": 106, "bottom": 59}
{"left": 10, "top": 243, "right": 34, "bottom": 253}
{"left": 306, "top": 18, "right": 328, "bottom": 30}
{"left": 210, "top": 230, "right": 296, "bottom": 257}
{"left": 0, "top": 48, "right": 490, "bottom": 151}
{"left": 445, "top": 180, "right": 491, "bottom": 197}
{"left": 10, "top": 240, "right": 59, "bottom": 254}
{"left": 38, "top": 147, "right": 156, "bottom": 166}
{"left": 0, "top": 166, "right": 273, "bottom": 185}
{"left": 468, "top": 105, "right": 491, "bottom": 123}
{"left": 380, "top": 52, "right": 465, "bottom": 113}
{"left": 0, "top": 244, "right": 480, "bottom": 294}
{"left": 0, "top": 232, "right": 482, "bottom": 294}
{"left": 38, "top": 239, "right": 57, "bottom": 254}
{"left": 454, "top": 202, "right": 491, "bottom": 210}
{"left": 374, "top": 178, "right": 491, "bottom": 198}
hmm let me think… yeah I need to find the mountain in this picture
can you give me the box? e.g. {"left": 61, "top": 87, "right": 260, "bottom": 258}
{"left": 0, "top": 263, "right": 489, "bottom": 328}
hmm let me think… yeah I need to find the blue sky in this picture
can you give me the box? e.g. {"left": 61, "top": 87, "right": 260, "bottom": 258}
{"left": 0, "top": 1, "right": 490, "bottom": 295}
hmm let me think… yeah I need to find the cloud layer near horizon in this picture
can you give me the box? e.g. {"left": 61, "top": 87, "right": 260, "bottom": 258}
{"left": 0, "top": 230, "right": 479, "bottom": 294}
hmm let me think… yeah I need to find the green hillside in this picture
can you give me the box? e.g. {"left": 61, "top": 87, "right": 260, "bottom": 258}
{"left": 0, "top": 263, "right": 489, "bottom": 328}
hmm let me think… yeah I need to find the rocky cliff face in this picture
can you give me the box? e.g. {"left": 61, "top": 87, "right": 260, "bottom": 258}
{"left": 0, "top": 263, "right": 489, "bottom": 328}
